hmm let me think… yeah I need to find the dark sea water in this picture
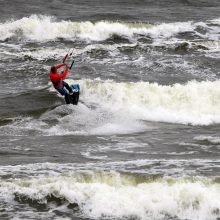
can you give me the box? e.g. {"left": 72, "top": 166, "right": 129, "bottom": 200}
{"left": 0, "top": 0, "right": 220, "bottom": 219}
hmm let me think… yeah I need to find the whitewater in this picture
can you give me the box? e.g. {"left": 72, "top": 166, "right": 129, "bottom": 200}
{"left": 1, "top": 15, "right": 220, "bottom": 44}
{"left": 0, "top": 1, "right": 220, "bottom": 220}
{"left": 1, "top": 169, "right": 220, "bottom": 220}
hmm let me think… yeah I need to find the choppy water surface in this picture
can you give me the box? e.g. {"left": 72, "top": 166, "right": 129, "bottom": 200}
{"left": 0, "top": 1, "right": 220, "bottom": 219}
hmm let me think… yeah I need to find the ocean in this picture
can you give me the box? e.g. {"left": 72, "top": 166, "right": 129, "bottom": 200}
{"left": 0, "top": 0, "right": 220, "bottom": 219}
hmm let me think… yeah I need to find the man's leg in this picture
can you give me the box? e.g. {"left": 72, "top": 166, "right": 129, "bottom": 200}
{"left": 56, "top": 86, "right": 71, "bottom": 104}
{"left": 56, "top": 87, "right": 68, "bottom": 96}
{"left": 63, "top": 81, "right": 73, "bottom": 94}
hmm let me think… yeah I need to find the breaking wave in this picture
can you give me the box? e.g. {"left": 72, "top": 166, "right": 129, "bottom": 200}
{"left": 0, "top": 15, "right": 219, "bottom": 43}
{"left": 0, "top": 170, "right": 220, "bottom": 220}
{"left": 78, "top": 79, "right": 220, "bottom": 126}
{"left": 1, "top": 79, "right": 220, "bottom": 137}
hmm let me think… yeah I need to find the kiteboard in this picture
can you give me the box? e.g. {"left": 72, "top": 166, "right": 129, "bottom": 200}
{"left": 63, "top": 49, "right": 80, "bottom": 105}
{"left": 65, "top": 83, "right": 80, "bottom": 105}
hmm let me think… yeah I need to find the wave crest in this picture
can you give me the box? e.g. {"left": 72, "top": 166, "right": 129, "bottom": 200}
{"left": 0, "top": 15, "right": 195, "bottom": 42}
{"left": 77, "top": 79, "right": 220, "bottom": 126}
{"left": 1, "top": 171, "right": 220, "bottom": 220}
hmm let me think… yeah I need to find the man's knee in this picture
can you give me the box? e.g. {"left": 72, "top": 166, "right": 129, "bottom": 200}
{"left": 63, "top": 82, "right": 73, "bottom": 93}
{"left": 57, "top": 87, "right": 67, "bottom": 96}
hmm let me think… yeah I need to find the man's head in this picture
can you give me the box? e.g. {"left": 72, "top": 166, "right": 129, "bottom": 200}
{"left": 51, "top": 66, "right": 57, "bottom": 73}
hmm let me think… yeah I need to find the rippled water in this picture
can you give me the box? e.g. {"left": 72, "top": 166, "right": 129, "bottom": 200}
{"left": 0, "top": 1, "right": 220, "bottom": 219}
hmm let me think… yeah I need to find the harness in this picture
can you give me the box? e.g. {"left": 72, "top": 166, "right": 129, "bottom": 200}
{"left": 52, "top": 79, "right": 63, "bottom": 89}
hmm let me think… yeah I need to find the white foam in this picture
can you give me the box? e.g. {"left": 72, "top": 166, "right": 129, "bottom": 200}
{"left": 2, "top": 79, "right": 220, "bottom": 137}
{"left": 77, "top": 79, "right": 220, "bottom": 126}
{"left": 194, "top": 136, "right": 220, "bottom": 144}
{"left": 42, "top": 102, "right": 147, "bottom": 136}
{"left": 0, "top": 15, "right": 202, "bottom": 42}
{"left": 1, "top": 172, "right": 220, "bottom": 220}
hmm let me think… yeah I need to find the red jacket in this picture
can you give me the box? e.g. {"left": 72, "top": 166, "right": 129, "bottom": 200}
{"left": 50, "top": 64, "right": 69, "bottom": 88}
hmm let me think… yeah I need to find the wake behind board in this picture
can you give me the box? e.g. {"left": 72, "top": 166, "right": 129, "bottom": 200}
{"left": 65, "top": 83, "right": 80, "bottom": 105}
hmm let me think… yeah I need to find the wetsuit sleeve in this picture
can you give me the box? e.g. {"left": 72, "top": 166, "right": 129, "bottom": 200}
{"left": 55, "top": 63, "right": 65, "bottom": 69}
{"left": 58, "top": 65, "right": 69, "bottom": 79}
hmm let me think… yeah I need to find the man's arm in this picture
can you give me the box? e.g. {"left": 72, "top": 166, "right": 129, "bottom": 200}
{"left": 58, "top": 65, "right": 69, "bottom": 79}
{"left": 55, "top": 63, "right": 65, "bottom": 69}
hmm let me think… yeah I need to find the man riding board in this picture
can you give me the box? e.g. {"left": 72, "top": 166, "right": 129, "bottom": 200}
{"left": 50, "top": 63, "right": 73, "bottom": 103}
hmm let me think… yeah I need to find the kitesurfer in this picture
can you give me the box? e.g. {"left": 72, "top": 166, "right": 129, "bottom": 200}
{"left": 50, "top": 63, "right": 73, "bottom": 102}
